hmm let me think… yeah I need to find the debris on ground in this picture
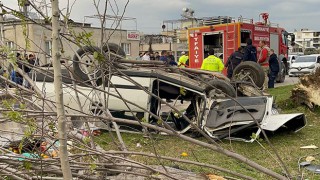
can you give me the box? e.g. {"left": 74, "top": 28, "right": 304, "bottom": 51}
{"left": 306, "top": 156, "right": 316, "bottom": 162}
{"left": 207, "top": 174, "right": 227, "bottom": 180}
{"left": 305, "top": 165, "right": 320, "bottom": 174}
{"left": 291, "top": 68, "right": 320, "bottom": 109}
{"left": 300, "top": 145, "right": 318, "bottom": 149}
{"left": 106, "top": 165, "right": 209, "bottom": 180}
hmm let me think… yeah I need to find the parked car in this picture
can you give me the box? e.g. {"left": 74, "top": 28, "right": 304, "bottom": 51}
{"left": 288, "top": 54, "right": 299, "bottom": 69}
{"left": 289, "top": 54, "right": 320, "bottom": 77}
{"left": 32, "top": 45, "right": 306, "bottom": 141}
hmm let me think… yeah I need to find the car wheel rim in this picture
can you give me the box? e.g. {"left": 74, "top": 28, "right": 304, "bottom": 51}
{"left": 79, "top": 52, "right": 100, "bottom": 76}
{"left": 236, "top": 68, "right": 257, "bottom": 83}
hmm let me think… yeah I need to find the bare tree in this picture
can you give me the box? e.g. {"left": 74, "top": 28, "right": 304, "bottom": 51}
{"left": 0, "top": 0, "right": 300, "bottom": 179}
{"left": 51, "top": 0, "right": 72, "bottom": 178}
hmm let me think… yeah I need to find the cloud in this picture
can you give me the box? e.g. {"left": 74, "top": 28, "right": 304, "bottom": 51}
{"left": 0, "top": 0, "right": 319, "bottom": 33}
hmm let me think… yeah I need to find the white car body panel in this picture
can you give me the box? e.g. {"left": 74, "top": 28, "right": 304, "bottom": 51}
{"left": 261, "top": 113, "right": 305, "bottom": 132}
{"left": 289, "top": 55, "right": 320, "bottom": 76}
{"left": 34, "top": 76, "right": 152, "bottom": 115}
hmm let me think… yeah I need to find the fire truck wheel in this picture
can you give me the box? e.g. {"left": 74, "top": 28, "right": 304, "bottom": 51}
{"left": 102, "top": 43, "right": 126, "bottom": 61}
{"left": 73, "top": 45, "right": 102, "bottom": 82}
{"left": 232, "top": 61, "right": 265, "bottom": 88}
{"left": 276, "top": 62, "right": 286, "bottom": 83}
{"left": 205, "top": 79, "right": 236, "bottom": 98}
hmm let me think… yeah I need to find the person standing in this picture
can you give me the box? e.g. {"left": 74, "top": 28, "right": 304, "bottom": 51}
{"left": 159, "top": 50, "right": 168, "bottom": 62}
{"left": 178, "top": 51, "right": 189, "bottom": 68}
{"left": 225, "top": 47, "right": 244, "bottom": 78}
{"left": 268, "top": 49, "right": 279, "bottom": 88}
{"left": 22, "top": 54, "right": 32, "bottom": 88}
{"left": 243, "top": 38, "right": 257, "bottom": 62}
{"left": 150, "top": 52, "right": 155, "bottom": 60}
{"left": 11, "top": 53, "right": 23, "bottom": 85}
{"left": 258, "top": 40, "right": 270, "bottom": 90}
{"left": 160, "top": 50, "right": 177, "bottom": 66}
{"left": 167, "top": 51, "right": 175, "bottom": 62}
{"left": 201, "top": 49, "right": 224, "bottom": 73}
{"left": 136, "top": 52, "right": 143, "bottom": 60}
{"left": 141, "top": 51, "right": 150, "bottom": 60}
{"left": 154, "top": 52, "right": 160, "bottom": 60}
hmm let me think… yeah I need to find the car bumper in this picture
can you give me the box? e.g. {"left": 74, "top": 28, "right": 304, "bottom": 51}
{"left": 289, "top": 68, "right": 313, "bottom": 76}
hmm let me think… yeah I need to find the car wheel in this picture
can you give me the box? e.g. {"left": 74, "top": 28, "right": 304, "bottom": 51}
{"left": 204, "top": 79, "right": 236, "bottom": 98}
{"left": 232, "top": 61, "right": 265, "bottom": 88}
{"left": 276, "top": 62, "right": 286, "bottom": 83}
{"left": 102, "top": 43, "right": 126, "bottom": 61}
{"left": 73, "top": 46, "right": 102, "bottom": 82}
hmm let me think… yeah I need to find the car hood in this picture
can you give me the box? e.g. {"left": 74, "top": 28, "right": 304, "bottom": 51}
{"left": 203, "top": 96, "right": 306, "bottom": 141}
{"left": 291, "top": 62, "right": 315, "bottom": 68}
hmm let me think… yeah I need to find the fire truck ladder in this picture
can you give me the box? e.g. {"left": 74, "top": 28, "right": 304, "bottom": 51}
{"left": 226, "top": 20, "right": 237, "bottom": 59}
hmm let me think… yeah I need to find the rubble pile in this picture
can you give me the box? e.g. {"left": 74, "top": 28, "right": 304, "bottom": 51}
{"left": 291, "top": 68, "right": 320, "bottom": 109}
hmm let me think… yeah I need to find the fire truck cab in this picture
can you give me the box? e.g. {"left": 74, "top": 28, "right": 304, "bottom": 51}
{"left": 188, "top": 13, "right": 294, "bottom": 83}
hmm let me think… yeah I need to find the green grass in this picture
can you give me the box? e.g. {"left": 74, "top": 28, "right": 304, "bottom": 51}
{"left": 96, "top": 85, "right": 320, "bottom": 179}
{"left": 268, "top": 85, "right": 295, "bottom": 102}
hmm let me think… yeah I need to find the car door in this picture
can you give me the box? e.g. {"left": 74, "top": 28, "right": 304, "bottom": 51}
{"left": 107, "top": 76, "right": 151, "bottom": 113}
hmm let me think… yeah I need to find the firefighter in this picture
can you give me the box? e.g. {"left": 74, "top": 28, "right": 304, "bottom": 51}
{"left": 200, "top": 49, "right": 224, "bottom": 73}
{"left": 243, "top": 38, "right": 257, "bottom": 62}
{"left": 178, "top": 51, "right": 189, "bottom": 68}
{"left": 225, "top": 47, "right": 244, "bottom": 78}
{"left": 258, "top": 40, "right": 270, "bottom": 90}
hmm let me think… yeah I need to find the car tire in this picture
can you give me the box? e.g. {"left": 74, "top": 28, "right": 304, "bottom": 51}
{"left": 102, "top": 43, "right": 126, "bottom": 61}
{"left": 204, "top": 79, "right": 236, "bottom": 98}
{"left": 232, "top": 61, "right": 265, "bottom": 88}
{"left": 276, "top": 62, "right": 286, "bottom": 83}
{"left": 73, "top": 46, "right": 102, "bottom": 82}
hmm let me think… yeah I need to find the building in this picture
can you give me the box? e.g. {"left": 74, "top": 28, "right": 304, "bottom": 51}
{"left": 139, "top": 8, "right": 233, "bottom": 59}
{"left": 291, "top": 29, "right": 320, "bottom": 53}
{"left": 0, "top": 17, "right": 140, "bottom": 65}
{"left": 138, "top": 8, "right": 198, "bottom": 59}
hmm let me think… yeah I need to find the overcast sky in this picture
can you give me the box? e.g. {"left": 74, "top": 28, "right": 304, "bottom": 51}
{"left": 1, "top": 0, "right": 320, "bottom": 33}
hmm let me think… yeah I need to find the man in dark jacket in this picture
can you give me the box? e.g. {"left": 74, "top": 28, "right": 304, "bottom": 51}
{"left": 167, "top": 51, "right": 175, "bottom": 62}
{"left": 155, "top": 52, "right": 160, "bottom": 60}
{"left": 243, "top": 38, "right": 257, "bottom": 62}
{"left": 160, "top": 50, "right": 177, "bottom": 66}
{"left": 268, "top": 49, "right": 279, "bottom": 88}
{"left": 225, "top": 47, "right": 244, "bottom": 78}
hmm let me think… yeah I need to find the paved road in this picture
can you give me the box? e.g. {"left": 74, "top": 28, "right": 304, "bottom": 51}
{"left": 275, "top": 76, "right": 299, "bottom": 87}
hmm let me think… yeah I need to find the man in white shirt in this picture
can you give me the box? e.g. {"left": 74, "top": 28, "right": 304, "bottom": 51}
{"left": 141, "top": 51, "right": 150, "bottom": 60}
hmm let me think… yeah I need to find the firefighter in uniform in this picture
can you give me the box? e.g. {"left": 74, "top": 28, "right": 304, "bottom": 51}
{"left": 258, "top": 40, "right": 270, "bottom": 90}
{"left": 225, "top": 47, "right": 244, "bottom": 78}
{"left": 201, "top": 49, "right": 224, "bottom": 73}
{"left": 178, "top": 51, "right": 189, "bottom": 68}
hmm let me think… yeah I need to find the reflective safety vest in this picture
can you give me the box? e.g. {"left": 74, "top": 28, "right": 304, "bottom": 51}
{"left": 178, "top": 55, "right": 189, "bottom": 68}
{"left": 201, "top": 55, "right": 224, "bottom": 72}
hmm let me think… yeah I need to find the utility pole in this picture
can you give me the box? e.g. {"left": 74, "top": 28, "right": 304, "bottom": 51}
{"left": 0, "top": 2, "right": 4, "bottom": 44}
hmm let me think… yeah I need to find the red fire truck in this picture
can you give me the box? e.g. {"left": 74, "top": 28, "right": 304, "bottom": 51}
{"left": 187, "top": 13, "right": 295, "bottom": 82}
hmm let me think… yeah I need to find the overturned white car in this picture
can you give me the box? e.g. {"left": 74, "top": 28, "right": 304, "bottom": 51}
{"left": 32, "top": 45, "right": 306, "bottom": 141}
